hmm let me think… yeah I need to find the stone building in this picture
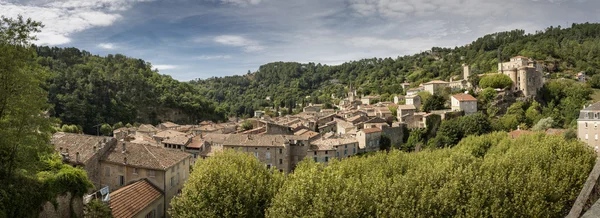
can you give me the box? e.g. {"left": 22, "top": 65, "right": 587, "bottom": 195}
{"left": 451, "top": 93, "right": 478, "bottom": 115}
{"left": 356, "top": 128, "right": 382, "bottom": 152}
{"left": 498, "top": 56, "right": 544, "bottom": 97}
{"left": 157, "top": 122, "right": 180, "bottom": 131}
{"left": 578, "top": 102, "right": 600, "bottom": 149}
{"left": 308, "top": 138, "right": 359, "bottom": 164}
{"left": 405, "top": 95, "right": 421, "bottom": 110}
{"left": 220, "top": 134, "right": 309, "bottom": 173}
{"left": 423, "top": 80, "right": 449, "bottom": 95}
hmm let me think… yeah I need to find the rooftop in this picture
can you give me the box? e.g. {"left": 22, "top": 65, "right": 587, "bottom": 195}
{"left": 137, "top": 124, "right": 158, "bottom": 132}
{"left": 154, "top": 130, "right": 185, "bottom": 139}
{"left": 452, "top": 93, "right": 477, "bottom": 102}
{"left": 51, "top": 133, "right": 113, "bottom": 164}
{"left": 362, "top": 128, "right": 382, "bottom": 134}
{"left": 109, "top": 179, "right": 162, "bottom": 218}
{"left": 424, "top": 80, "right": 449, "bottom": 85}
{"left": 311, "top": 138, "right": 358, "bottom": 151}
{"left": 160, "top": 121, "right": 180, "bottom": 128}
{"left": 397, "top": 104, "right": 417, "bottom": 110}
{"left": 162, "top": 135, "right": 191, "bottom": 145}
{"left": 103, "top": 142, "right": 191, "bottom": 170}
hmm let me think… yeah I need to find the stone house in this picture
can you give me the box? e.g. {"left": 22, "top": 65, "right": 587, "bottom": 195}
{"left": 451, "top": 93, "right": 478, "bottom": 115}
{"left": 137, "top": 124, "right": 158, "bottom": 138}
{"left": 361, "top": 95, "right": 380, "bottom": 105}
{"left": 153, "top": 130, "right": 186, "bottom": 144}
{"left": 405, "top": 95, "right": 421, "bottom": 110}
{"left": 220, "top": 134, "right": 309, "bottom": 173}
{"left": 308, "top": 138, "right": 359, "bottom": 165}
{"left": 578, "top": 102, "right": 600, "bottom": 149}
{"left": 498, "top": 56, "right": 545, "bottom": 97}
{"left": 397, "top": 104, "right": 417, "bottom": 123}
{"left": 158, "top": 122, "right": 180, "bottom": 131}
{"left": 356, "top": 128, "right": 382, "bottom": 152}
{"left": 406, "top": 87, "right": 422, "bottom": 96}
{"left": 423, "top": 80, "right": 450, "bottom": 95}
{"left": 336, "top": 118, "right": 357, "bottom": 135}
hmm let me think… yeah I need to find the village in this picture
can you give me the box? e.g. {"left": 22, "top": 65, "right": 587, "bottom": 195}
{"left": 50, "top": 56, "right": 598, "bottom": 218}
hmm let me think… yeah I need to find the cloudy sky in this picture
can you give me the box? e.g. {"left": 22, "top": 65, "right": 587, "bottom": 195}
{"left": 2, "top": 0, "right": 600, "bottom": 81}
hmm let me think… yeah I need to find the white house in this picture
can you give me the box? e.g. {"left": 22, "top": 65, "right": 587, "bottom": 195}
{"left": 405, "top": 95, "right": 421, "bottom": 110}
{"left": 451, "top": 93, "right": 477, "bottom": 115}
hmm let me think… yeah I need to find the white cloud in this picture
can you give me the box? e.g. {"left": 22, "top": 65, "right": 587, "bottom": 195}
{"left": 216, "top": 0, "right": 263, "bottom": 6}
{"left": 0, "top": 0, "right": 152, "bottom": 45}
{"left": 153, "top": 64, "right": 178, "bottom": 70}
{"left": 214, "top": 35, "right": 265, "bottom": 52}
{"left": 196, "top": 55, "right": 233, "bottom": 60}
{"left": 98, "top": 43, "right": 116, "bottom": 49}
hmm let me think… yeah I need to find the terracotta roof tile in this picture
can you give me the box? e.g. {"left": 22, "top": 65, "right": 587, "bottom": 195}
{"left": 452, "top": 93, "right": 477, "bottom": 101}
{"left": 110, "top": 179, "right": 162, "bottom": 218}
{"left": 51, "top": 133, "right": 114, "bottom": 164}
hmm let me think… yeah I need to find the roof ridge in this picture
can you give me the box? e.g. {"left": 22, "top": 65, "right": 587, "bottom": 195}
{"left": 143, "top": 145, "right": 166, "bottom": 170}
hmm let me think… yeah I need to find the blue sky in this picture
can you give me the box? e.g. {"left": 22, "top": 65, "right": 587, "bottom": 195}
{"left": 3, "top": 0, "right": 600, "bottom": 81}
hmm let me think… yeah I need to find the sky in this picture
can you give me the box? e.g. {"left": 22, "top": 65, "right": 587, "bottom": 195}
{"left": 2, "top": 0, "right": 600, "bottom": 81}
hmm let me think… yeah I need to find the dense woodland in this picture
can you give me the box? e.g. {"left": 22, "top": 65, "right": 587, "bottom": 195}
{"left": 170, "top": 133, "right": 596, "bottom": 218}
{"left": 192, "top": 23, "right": 600, "bottom": 118}
{"left": 36, "top": 47, "right": 224, "bottom": 134}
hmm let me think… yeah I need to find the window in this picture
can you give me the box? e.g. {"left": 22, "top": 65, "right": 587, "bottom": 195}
{"left": 279, "top": 149, "right": 282, "bottom": 154}
{"left": 586, "top": 122, "right": 589, "bottom": 128}
{"left": 345, "top": 145, "right": 348, "bottom": 149}
{"left": 148, "top": 170, "right": 156, "bottom": 178}
{"left": 133, "top": 168, "right": 138, "bottom": 175}
{"left": 144, "top": 209, "right": 156, "bottom": 218}
{"left": 353, "top": 148, "right": 356, "bottom": 154}
{"left": 586, "top": 134, "right": 589, "bottom": 140}
{"left": 313, "top": 157, "right": 318, "bottom": 162}
{"left": 119, "top": 175, "right": 124, "bottom": 186}
{"left": 266, "top": 164, "right": 271, "bottom": 169}
{"left": 170, "top": 176, "right": 175, "bottom": 187}
{"left": 344, "top": 150, "right": 348, "bottom": 155}
{"left": 279, "top": 159, "right": 283, "bottom": 164}
{"left": 324, "top": 157, "right": 329, "bottom": 162}
{"left": 177, "top": 172, "right": 180, "bottom": 185}
{"left": 596, "top": 134, "right": 598, "bottom": 140}
{"left": 171, "top": 167, "right": 175, "bottom": 173}
{"left": 266, "top": 152, "right": 271, "bottom": 160}
{"left": 314, "top": 151, "right": 317, "bottom": 155}
{"left": 254, "top": 152, "right": 259, "bottom": 158}
{"left": 104, "top": 167, "right": 110, "bottom": 177}
{"left": 325, "top": 151, "right": 328, "bottom": 155}
{"left": 336, "top": 152, "right": 339, "bottom": 157}
{"left": 279, "top": 169, "right": 283, "bottom": 173}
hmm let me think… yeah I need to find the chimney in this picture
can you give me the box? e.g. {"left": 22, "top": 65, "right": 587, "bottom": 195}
{"left": 122, "top": 143, "right": 126, "bottom": 153}
{"left": 76, "top": 152, "right": 80, "bottom": 162}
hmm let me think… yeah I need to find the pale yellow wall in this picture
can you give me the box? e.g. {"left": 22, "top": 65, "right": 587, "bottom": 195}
{"left": 578, "top": 120, "right": 600, "bottom": 148}
{"left": 100, "top": 162, "right": 165, "bottom": 192}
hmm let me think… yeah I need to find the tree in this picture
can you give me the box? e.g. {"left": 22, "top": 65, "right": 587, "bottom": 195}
{"left": 169, "top": 149, "right": 283, "bottom": 218}
{"left": 84, "top": 199, "right": 113, "bottom": 218}
{"left": 532, "top": 117, "right": 554, "bottom": 131}
{"left": 112, "top": 122, "right": 124, "bottom": 129}
{"left": 422, "top": 94, "right": 446, "bottom": 112}
{"left": 478, "top": 87, "right": 497, "bottom": 107}
{"left": 588, "top": 74, "right": 600, "bottom": 88}
{"left": 379, "top": 134, "right": 391, "bottom": 151}
{"left": 468, "top": 73, "right": 481, "bottom": 88}
{"left": 100, "top": 124, "right": 112, "bottom": 136}
{"left": 479, "top": 74, "right": 513, "bottom": 89}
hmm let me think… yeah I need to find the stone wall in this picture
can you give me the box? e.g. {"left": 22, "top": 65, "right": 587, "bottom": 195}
{"left": 38, "top": 192, "right": 83, "bottom": 218}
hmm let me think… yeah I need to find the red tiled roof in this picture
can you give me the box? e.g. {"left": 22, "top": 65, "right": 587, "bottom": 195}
{"left": 110, "top": 179, "right": 162, "bottom": 218}
{"left": 452, "top": 93, "right": 477, "bottom": 101}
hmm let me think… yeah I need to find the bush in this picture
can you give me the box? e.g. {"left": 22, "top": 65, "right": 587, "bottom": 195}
{"left": 479, "top": 74, "right": 513, "bottom": 89}
{"left": 169, "top": 149, "right": 283, "bottom": 218}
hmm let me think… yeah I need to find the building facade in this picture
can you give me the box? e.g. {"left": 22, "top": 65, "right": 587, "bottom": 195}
{"left": 578, "top": 102, "right": 600, "bottom": 149}
{"left": 451, "top": 93, "right": 478, "bottom": 115}
{"left": 498, "top": 56, "right": 544, "bottom": 97}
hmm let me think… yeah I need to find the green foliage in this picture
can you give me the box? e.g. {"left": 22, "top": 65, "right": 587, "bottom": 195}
{"left": 430, "top": 113, "right": 492, "bottom": 148}
{"left": 169, "top": 149, "right": 283, "bottom": 218}
{"left": 588, "top": 74, "right": 600, "bottom": 89}
{"left": 0, "top": 16, "right": 94, "bottom": 218}
{"left": 538, "top": 79, "right": 592, "bottom": 127}
{"left": 61, "top": 124, "right": 80, "bottom": 133}
{"left": 422, "top": 94, "right": 446, "bottom": 112}
{"left": 241, "top": 120, "right": 254, "bottom": 131}
{"left": 478, "top": 87, "right": 497, "bottom": 108}
{"left": 532, "top": 117, "right": 554, "bottom": 131}
{"left": 479, "top": 74, "right": 513, "bottom": 89}
{"left": 38, "top": 47, "right": 225, "bottom": 134}
{"left": 100, "top": 124, "right": 112, "bottom": 136}
{"left": 416, "top": 91, "right": 432, "bottom": 108}
{"left": 84, "top": 199, "right": 113, "bottom": 218}
{"left": 112, "top": 122, "right": 124, "bottom": 129}
{"left": 525, "top": 101, "right": 542, "bottom": 126}
{"left": 266, "top": 133, "right": 595, "bottom": 217}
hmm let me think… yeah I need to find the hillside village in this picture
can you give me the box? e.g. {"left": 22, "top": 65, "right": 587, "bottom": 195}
{"left": 47, "top": 55, "right": 600, "bottom": 218}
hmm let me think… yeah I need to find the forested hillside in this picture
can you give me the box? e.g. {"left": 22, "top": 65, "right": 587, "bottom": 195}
{"left": 36, "top": 47, "right": 225, "bottom": 134}
{"left": 192, "top": 23, "right": 600, "bottom": 117}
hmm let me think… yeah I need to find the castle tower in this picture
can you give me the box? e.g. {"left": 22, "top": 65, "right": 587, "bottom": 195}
{"left": 462, "top": 64, "right": 470, "bottom": 80}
